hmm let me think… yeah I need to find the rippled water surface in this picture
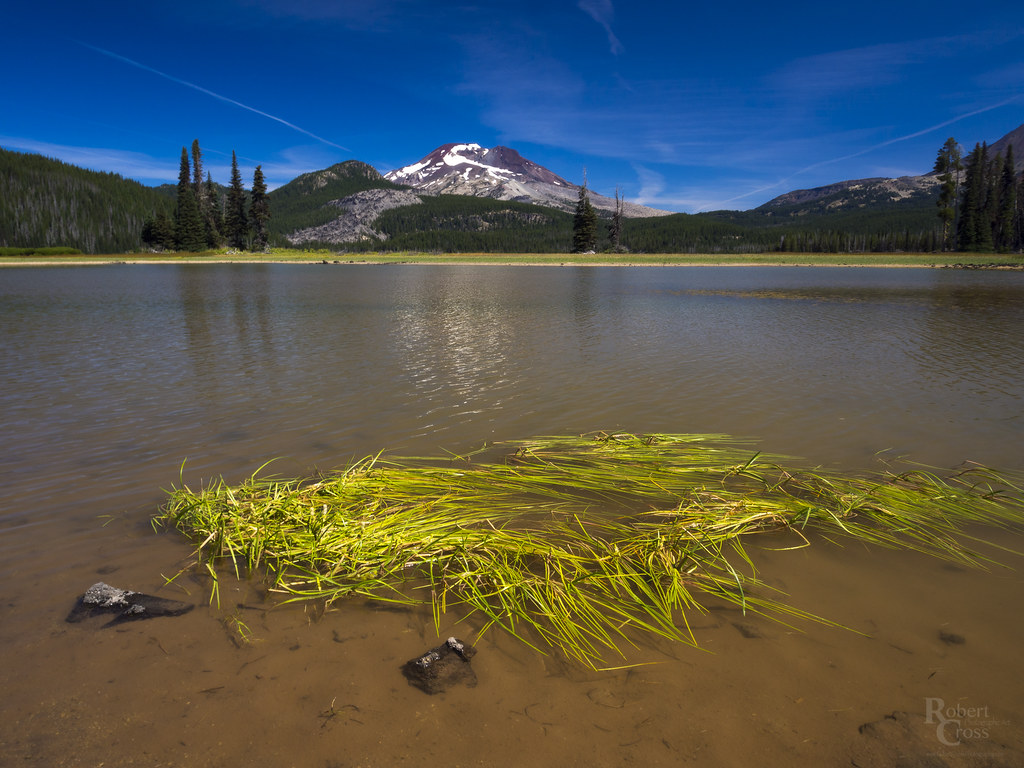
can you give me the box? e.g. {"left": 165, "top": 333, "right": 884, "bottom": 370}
{"left": 2, "top": 264, "right": 1023, "bottom": 767}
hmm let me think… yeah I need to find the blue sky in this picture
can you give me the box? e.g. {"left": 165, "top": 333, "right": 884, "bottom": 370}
{"left": 3, "top": 0, "right": 1023, "bottom": 212}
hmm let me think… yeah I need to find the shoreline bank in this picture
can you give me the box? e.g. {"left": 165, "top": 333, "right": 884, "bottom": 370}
{"left": 2, "top": 251, "right": 1023, "bottom": 269}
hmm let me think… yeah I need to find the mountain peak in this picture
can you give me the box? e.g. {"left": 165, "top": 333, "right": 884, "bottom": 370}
{"left": 385, "top": 142, "right": 573, "bottom": 191}
{"left": 385, "top": 142, "right": 670, "bottom": 217}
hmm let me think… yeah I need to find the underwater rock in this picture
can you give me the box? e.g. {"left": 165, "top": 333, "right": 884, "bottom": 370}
{"left": 939, "top": 630, "right": 966, "bottom": 645}
{"left": 401, "top": 637, "right": 478, "bottom": 694}
{"left": 66, "top": 582, "right": 193, "bottom": 627}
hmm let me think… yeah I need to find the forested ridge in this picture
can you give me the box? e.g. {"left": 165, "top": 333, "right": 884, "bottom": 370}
{"left": 0, "top": 148, "right": 173, "bottom": 253}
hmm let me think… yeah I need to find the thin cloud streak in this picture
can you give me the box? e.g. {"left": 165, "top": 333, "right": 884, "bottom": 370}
{"left": 79, "top": 43, "right": 350, "bottom": 152}
{"left": 578, "top": 0, "right": 623, "bottom": 55}
{"left": 702, "top": 96, "right": 1023, "bottom": 211}
{"left": 0, "top": 135, "right": 179, "bottom": 181}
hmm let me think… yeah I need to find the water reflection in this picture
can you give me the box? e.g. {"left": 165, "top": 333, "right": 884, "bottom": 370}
{"left": 1, "top": 264, "right": 1023, "bottom": 545}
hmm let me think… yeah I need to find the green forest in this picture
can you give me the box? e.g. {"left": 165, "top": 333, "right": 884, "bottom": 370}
{"left": 0, "top": 148, "right": 173, "bottom": 253}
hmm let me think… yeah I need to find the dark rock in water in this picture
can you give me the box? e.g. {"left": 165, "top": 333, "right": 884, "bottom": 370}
{"left": 401, "top": 637, "right": 478, "bottom": 694}
{"left": 732, "top": 621, "right": 765, "bottom": 639}
{"left": 939, "top": 630, "right": 966, "bottom": 645}
{"left": 66, "top": 582, "right": 193, "bottom": 627}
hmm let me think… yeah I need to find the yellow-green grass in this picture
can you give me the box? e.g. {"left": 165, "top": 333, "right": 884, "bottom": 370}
{"left": 157, "top": 432, "right": 1024, "bottom": 668}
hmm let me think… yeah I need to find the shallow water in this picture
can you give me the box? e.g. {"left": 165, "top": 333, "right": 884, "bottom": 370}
{"left": 1, "top": 264, "right": 1022, "bottom": 766}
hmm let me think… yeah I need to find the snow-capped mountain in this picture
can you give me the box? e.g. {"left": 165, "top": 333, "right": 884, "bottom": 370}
{"left": 385, "top": 143, "right": 672, "bottom": 217}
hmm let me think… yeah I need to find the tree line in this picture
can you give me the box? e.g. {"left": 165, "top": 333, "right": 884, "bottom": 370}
{"left": 142, "top": 141, "right": 270, "bottom": 252}
{"left": 934, "top": 137, "right": 1021, "bottom": 253}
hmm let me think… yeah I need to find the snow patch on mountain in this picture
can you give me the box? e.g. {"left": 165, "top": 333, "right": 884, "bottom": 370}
{"left": 386, "top": 143, "right": 672, "bottom": 218}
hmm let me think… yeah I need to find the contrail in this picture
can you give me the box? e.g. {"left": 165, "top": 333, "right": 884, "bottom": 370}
{"left": 710, "top": 95, "right": 1022, "bottom": 210}
{"left": 80, "top": 43, "right": 349, "bottom": 152}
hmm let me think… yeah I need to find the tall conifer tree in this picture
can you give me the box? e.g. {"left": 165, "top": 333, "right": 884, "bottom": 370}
{"left": 174, "top": 147, "right": 205, "bottom": 251}
{"left": 204, "top": 171, "right": 223, "bottom": 247}
{"left": 957, "top": 143, "right": 992, "bottom": 252}
{"left": 250, "top": 164, "right": 270, "bottom": 251}
{"left": 225, "top": 151, "right": 248, "bottom": 249}
{"left": 1018, "top": 160, "right": 1024, "bottom": 253}
{"left": 978, "top": 144, "right": 996, "bottom": 253}
{"left": 191, "top": 140, "right": 205, "bottom": 201}
{"left": 995, "top": 145, "right": 1017, "bottom": 252}
{"left": 933, "top": 137, "right": 961, "bottom": 251}
{"left": 607, "top": 186, "right": 624, "bottom": 253}
{"left": 572, "top": 171, "right": 598, "bottom": 253}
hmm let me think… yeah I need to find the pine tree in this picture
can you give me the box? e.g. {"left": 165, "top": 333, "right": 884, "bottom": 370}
{"left": 572, "top": 171, "right": 598, "bottom": 253}
{"left": 204, "top": 171, "right": 223, "bottom": 248}
{"left": 957, "top": 143, "right": 993, "bottom": 252}
{"left": 978, "top": 145, "right": 996, "bottom": 253}
{"left": 142, "top": 212, "right": 176, "bottom": 250}
{"left": 933, "top": 137, "right": 961, "bottom": 251}
{"left": 995, "top": 146, "right": 1017, "bottom": 253}
{"left": 155, "top": 212, "right": 175, "bottom": 250}
{"left": 174, "top": 147, "right": 205, "bottom": 251}
{"left": 191, "top": 140, "right": 205, "bottom": 204}
{"left": 250, "top": 164, "right": 270, "bottom": 251}
{"left": 607, "top": 186, "right": 624, "bottom": 253}
{"left": 225, "top": 151, "right": 248, "bottom": 249}
{"left": 1018, "top": 162, "right": 1024, "bottom": 254}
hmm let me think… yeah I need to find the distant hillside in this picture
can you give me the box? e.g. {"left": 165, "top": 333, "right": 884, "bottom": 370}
{"left": 680, "top": 178, "right": 943, "bottom": 253}
{"left": 267, "top": 160, "right": 402, "bottom": 239}
{"left": 987, "top": 124, "right": 1024, "bottom": 172}
{"left": 0, "top": 148, "right": 173, "bottom": 253}
{"left": 755, "top": 175, "right": 940, "bottom": 215}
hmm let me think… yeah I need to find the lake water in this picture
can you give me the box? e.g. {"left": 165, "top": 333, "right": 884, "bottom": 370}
{"left": 1, "top": 264, "right": 1022, "bottom": 767}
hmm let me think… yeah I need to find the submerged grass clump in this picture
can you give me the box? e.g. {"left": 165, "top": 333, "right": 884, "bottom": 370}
{"left": 156, "top": 432, "right": 1024, "bottom": 668}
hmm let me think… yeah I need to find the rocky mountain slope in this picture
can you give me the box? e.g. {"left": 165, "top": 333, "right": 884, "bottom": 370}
{"left": 757, "top": 122, "right": 1023, "bottom": 218}
{"left": 267, "top": 160, "right": 408, "bottom": 242}
{"left": 385, "top": 143, "right": 672, "bottom": 218}
{"left": 988, "top": 123, "right": 1024, "bottom": 171}
{"left": 756, "top": 174, "right": 941, "bottom": 216}
{"left": 284, "top": 188, "right": 423, "bottom": 244}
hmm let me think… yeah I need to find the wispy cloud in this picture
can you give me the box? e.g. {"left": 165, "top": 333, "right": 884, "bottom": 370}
{"left": 79, "top": 43, "right": 350, "bottom": 152}
{"left": 702, "top": 95, "right": 1024, "bottom": 210}
{"left": 456, "top": 31, "right": 587, "bottom": 142}
{"left": 237, "top": 0, "right": 419, "bottom": 29}
{"left": 0, "top": 135, "right": 179, "bottom": 182}
{"left": 578, "top": 0, "right": 623, "bottom": 55}
{"left": 629, "top": 163, "right": 665, "bottom": 206}
{"left": 770, "top": 31, "right": 1021, "bottom": 101}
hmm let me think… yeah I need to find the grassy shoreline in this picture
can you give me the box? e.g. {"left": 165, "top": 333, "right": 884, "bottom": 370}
{"left": 1, "top": 248, "right": 1022, "bottom": 268}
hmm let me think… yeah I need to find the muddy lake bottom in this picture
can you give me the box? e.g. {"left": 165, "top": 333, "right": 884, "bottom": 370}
{"left": 4, "top": 523, "right": 1022, "bottom": 768}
